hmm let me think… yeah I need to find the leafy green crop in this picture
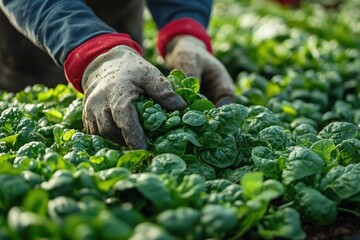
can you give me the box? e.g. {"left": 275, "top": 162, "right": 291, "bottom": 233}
{"left": 1, "top": 0, "right": 360, "bottom": 239}
{"left": 136, "top": 70, "right": 249, "bottom": 170}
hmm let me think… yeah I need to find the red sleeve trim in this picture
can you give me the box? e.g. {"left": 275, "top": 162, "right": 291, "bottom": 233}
{"left": 157, "top": 18, "right": 213, "bottom": 58}
{"left": 64, "top": 33, "right": 142, "bottom": 93}
{"left": 276, "top": 0, "right": 301, "bottom": 6}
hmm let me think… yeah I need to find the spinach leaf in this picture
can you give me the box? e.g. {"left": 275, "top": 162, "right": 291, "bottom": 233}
{"left": 154, "top": 128, "right": 201, "bottom": 155}
{"left": 182, "top": 110, "right": 206, "bottom": 126}
{"left": 282, "top": 147, "right": 324, "bottom": 185}
{"left": 207, "top": 103, "right": 248, "bottom": 135}
{"left": 252, "top": 146, "right": 281, "bottom": 179}
{"left": 318, "top": 121, "right": 358, "bottom": 145}
{"left": 319, "top": 163, "right": 360, "bottom": 202}
{"left": 200, "top": 135, "right": 237, "bottom": 168}
{"left": 258, "top": 125, "right": 290, "bottom": 151}
{"left": 258, "top": 207, "right": 306, "bottom": 240}
{"left": 294, "top": 183, "right": 337, "bottom": 226}
{"left": 157, "top": 207, "right": 200, "bottom": 236}
{"left": 149, "top": 153, "right": 186, "bottom": 176}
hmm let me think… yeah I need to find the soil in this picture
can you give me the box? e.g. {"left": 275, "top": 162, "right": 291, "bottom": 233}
{"left": 303, "top": 212, "right": 360, "bottom": 240}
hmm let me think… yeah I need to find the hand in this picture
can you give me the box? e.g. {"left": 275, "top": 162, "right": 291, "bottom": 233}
{"left": 164, "top": 35, "right": 236, "bottom": 107}
{"left": 81, "top": 45, "right": 186, "bottom": 149}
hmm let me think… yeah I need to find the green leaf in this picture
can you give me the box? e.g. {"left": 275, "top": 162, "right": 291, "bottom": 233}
{"left": 295, "top": 183, "right": 337, "bottom": 226}
{"left": 40, "top": 170, "right": 74, "bottom": 198}
{"left": 149, "top": 153, "right": 186, "bottom": 176}
{"left": 318, "top": 121, "right": 358, "bottom": 145}
{"left": 295, "top": 133, "right": 319, "bottom": 148}
{"left": 96, "top": 167, "right": 131, "bottom": 192}
{"left": 62, "top": 98, "right": 83, "bottom": 129}
{"left": 130, "top": 222, "right": 173, "bottom": 240}
{"left": 170, "top": 69, "right": 187, "bottom": 86}
{"left": 256, "top": 179, "right": 284, "bottom": 202}
{"left": 200, "top": 204, "right": 237, "bottom": 238}
{"left": 200, "top": 135, "right": 237, "bottom": 168}
{"left": 177, "top": 174, "right": 206, "bottom": 201}
{"left": 207, "top": 103, "right": 248, "bottom": 135}
{"left": 154, "top": 128, "right": 201, "bottom": 155}
{"left": 43, "top": 108, "right": 63, "bottom": 124}
{"left": 48, "top": 196, "right": 81, "bottom": 220}
{"left": 7, "top": 207, "right": 58, "bottom": 239}
{"left": 117, "top": 149, "right": 151, "bottom": 170}
{"left": 258, "top": 125, "right": 289, "bottom": 151}
{"left": 241, "top": 172, "right": 264, "bottom": 200}
{"left": 22, "top": 189, "right": 49, "bottom": 217}
{"left": 258, "top": 207, "right": 306, "bottom": 240}
{"left": 142, "top": 104, "right": 167, "bottom": 131}
{"left": 157, "top": 207, "right": 200, "bottom": 236}
{"left": 183, "top": 162, "right": 216, "bottom": 181}
{"left": 282, "top": 147, "right": 325, "bottom": 185}
{"left": 335, "top": 138, "right": 360, "bottom": 166}
{"left": 310, "top": 139, "right": 336, "bottom": 164}
{"left": 42, "top": 152, "right": 76, "bottom": 177}
{"left": 135, "top": 173, "right": 172, "bottom": 209}
{"left": 176, "top": 88, "right": 203, "bottom": 105}
{"left": 243, "top": 105, "right": 280, "bottom": 134}
{"left": 252, "top": 146, "right": 281, "bottom": 179}
{"left": 218, "top": 166, "right": 254, "bottom": 183}
{"left": 182, "top": 110, "right": 206, "bottom": 126}
{"left": 319, "top": 163, "right": 360, "bottom": 202}
{"left": 163, "top": 115, "right": 181, "bottom": 129}
{"left": 0, "top": 174, "right": 30, "bottom": 208}
{"left": 90, "top": 148, "right": 122, "bottom": 171}
{"left": 17, "top": 141, "right": 47, "bottom": 159}
{"left": 0, "top": 134, "right": 19, "bottom": 147}
{"left": 181, "top": 77, "right": 200, "bottom": 92}
{"left": 190, "top": 99, "right": 215, "bottom": 112}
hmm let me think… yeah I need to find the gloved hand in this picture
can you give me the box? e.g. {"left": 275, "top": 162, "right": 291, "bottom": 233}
{"left": 79, "top": 45, "right": 186, "bottom": 149}
{"left": 164, "top": 35, "right": 236, "bottom": 107}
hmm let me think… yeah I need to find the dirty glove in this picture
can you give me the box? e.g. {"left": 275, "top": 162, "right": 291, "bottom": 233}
{"left": 157, "top": 18, "right": 236, "bottom": 107}
{"left": 64, "top": 34, "right": 186, "bottom": 149}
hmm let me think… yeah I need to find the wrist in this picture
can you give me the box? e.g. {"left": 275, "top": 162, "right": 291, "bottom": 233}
{"left": 64, "top": 33, "right": 142, "bottom": 93}
{"left": 157, "top": 18, "right": 213, "bottom": 58}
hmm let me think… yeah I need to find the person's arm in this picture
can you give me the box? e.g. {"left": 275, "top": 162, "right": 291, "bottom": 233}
{"left": 147, "top": 0, "right": 236, "bottom": 106}
{"left": 0, "top": 0, "right": 115, "bottom": 66}
{"left": 147, "top": 0, "right": 213, "bottom": 56}
{"left": 146, "top": 0, "right": 212, "bottom": 29}
{"left": 0, "top": 0, "right": 186, "bottom": 149}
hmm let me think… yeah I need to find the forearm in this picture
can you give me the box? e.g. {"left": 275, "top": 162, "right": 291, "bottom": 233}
{"left": 0, "top": 0, "right": 115, "bottom": 66}
{"left": 146, "top": 0, "right": 213, "bottom": 29}
{"left": 147, "top": 0, "right": 213, "bottom": 58}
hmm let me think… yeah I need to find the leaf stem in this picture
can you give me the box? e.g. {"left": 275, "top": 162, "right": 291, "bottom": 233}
{"left": 338, "top": 207, "right": 360, "bottom": 217}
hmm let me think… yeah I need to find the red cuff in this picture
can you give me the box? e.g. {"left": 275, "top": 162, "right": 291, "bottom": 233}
{"left": 157, "top": 18, "right": 213, "bottom": 58}
{"left": 276, "top": 0, "right": 301, "bottom": 6}
{"left": 64, "top": 33, "right": 142, "bottom": 93}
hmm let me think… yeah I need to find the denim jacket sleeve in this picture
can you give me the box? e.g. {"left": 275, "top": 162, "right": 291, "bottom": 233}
{"left": 146, "top": 0, "right": 213, "bottom": 29}
{"left": 0, "top": 0, "right": 213, "bottom": 66}
{"left": 0, "top": 0, "right": 115, "bottom": 66}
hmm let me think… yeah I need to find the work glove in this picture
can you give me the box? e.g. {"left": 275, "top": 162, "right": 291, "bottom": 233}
{"left": 157, "top": 18, "right": 236, "bottom": 107}
{"left": 65, "top": 34, "right": 186, "bottom": 149}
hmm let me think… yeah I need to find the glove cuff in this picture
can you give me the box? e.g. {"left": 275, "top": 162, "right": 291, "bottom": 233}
{"left": 157, "top": 18, "right": 213, "bottom": 58}
{"left": 64, "top": 33, "right": 142, "bottom": 93}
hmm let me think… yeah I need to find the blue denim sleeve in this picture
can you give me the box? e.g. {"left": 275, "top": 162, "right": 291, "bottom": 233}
{"left": 0, "top": 0, "right": 115, "bottom": 66}
{"left": 146, "top": 0, "right": 213, "bottom": 29}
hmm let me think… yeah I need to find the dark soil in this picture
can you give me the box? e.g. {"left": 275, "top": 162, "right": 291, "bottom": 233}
{"left": 303, "top": 212, "right": 360, "bottom": 240}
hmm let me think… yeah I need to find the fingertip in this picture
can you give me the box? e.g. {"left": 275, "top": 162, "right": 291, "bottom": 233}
{"left": 126, "top": 131, "right": 149, "bottom": 150}
{"left": 161, "top": 92, "right": 187, "bottom": 111}
{"left": 215, "top": 95, "right": 236, "bottom": 107}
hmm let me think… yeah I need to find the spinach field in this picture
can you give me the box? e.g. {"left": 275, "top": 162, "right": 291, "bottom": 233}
{"left": 1, "top": 0, "right": 360, "bottom": 239}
